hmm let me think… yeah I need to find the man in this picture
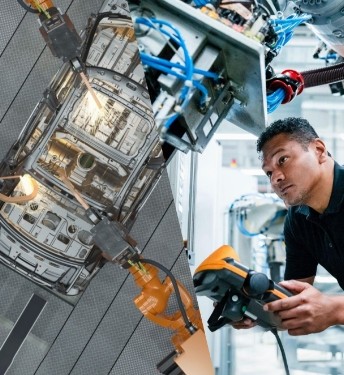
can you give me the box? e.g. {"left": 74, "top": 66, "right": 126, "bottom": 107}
{"left": 253, "top": 116, "right": 344, "bottom": 336}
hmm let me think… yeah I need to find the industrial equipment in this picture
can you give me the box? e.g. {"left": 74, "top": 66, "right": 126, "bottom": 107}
{"left": 1, "top": 1, "right": 212, "bottom": 373}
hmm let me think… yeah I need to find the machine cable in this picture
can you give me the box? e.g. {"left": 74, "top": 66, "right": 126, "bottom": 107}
{"left": 271, "top": 328, "right": 290, "bottom": 375}
{"left": 16, "top": 0, "right": 39, "bottom": 13}
{"left": 140, "top": 258, "right": 196, "bottom": 333}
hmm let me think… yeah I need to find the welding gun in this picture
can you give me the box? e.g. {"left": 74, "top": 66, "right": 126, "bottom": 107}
{"left": 193, "top": 245, "right": 292, "bottom": 332}
{"left": 23, "top": 0, "right": 82, "bottom": 65}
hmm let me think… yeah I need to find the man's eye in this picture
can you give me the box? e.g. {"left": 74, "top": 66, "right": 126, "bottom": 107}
{"left": 266, "top": 172, "right": 272, "bottom": 179}
{"left": 279, "top": 156, "right": 287, "bottom": 165}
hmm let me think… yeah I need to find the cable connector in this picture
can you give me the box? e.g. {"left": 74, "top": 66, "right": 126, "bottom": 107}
{"left": 70, "top": 57, "right": 84, "bottom": 74}
{"left": 90, "top": 217, "right": 138, "bottom": 265}
{"left": 267, "top": 69, "right": 304, "bottom": 104}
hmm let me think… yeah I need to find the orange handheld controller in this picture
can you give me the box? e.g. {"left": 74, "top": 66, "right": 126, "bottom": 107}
{"left": 193, "top": 245, "right": 292, "bottom": 331}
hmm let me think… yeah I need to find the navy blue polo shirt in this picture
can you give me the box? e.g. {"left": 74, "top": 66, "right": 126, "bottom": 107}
{"left": 284, "top": 162, "right": 344, "bottom": 290}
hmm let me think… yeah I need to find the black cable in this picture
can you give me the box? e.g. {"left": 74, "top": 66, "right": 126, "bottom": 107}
{"left": 257, "top": 2, "right": 271, "bottom": 16}
{"left": 16, "top": 0, "right": 39, "bottom": 13}
{"left": 271, "top": 328, "right": 290, "bottom": 375}
{"left": 140, "top": 258, "right": 196, "bottom": 333}
{"left": 81, "top": 13, "right": 131, "bottom": 63}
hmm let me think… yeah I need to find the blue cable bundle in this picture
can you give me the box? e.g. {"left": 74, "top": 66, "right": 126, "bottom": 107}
{"left": 267, "top": 14, "right": 311, "bottom": 113}
{"left": 267, "top": 88, "right": 286, "bottom": 114}
{"left": 237, "top": 213, "right": 262, "bottom": 237}
{"left": 269, "top": 14, "right": 312, "bottom": 54}
{"left": 193, "top": 0, "right": 209, "bottom": 7}
{"left": 136, "top": 17, "right": 219, "bottom": 129}
{"left": 319, "top": 53, "right": 337, "bottom": 61}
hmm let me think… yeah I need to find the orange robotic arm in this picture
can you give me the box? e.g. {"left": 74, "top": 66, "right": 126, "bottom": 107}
{"left": 59, "top": 153, "right": 214, "bottom": 374}
{"left": 127, "top": 257, "right": 214, "bottom": 375}
{"left": 22, "top": 0, "right": 54, "bottom": 12}
{"left": 128, "top": 258, "right": 201, "bottom": 348}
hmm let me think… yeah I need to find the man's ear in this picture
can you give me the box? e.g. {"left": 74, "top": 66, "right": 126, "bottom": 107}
{"left": 313, "top": 139, "right": 327, "bottom": 163}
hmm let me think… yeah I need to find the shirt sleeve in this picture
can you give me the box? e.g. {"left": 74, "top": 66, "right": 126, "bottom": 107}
{"left": 284, "top": 210, "right": 318, "bottom": 280}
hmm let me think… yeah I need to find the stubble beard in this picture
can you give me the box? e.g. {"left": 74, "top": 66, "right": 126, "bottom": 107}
{"left": 283, "top": 188, "right": 308, "bottom": 207}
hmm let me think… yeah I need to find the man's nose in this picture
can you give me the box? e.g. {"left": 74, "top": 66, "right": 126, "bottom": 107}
{"left": 271, "top": 169, "right": 285, "bottom": 186}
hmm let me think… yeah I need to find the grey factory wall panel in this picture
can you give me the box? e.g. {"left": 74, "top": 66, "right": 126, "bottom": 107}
{"left": 33, "top": 264, "right": 130, "bottom": 375}
{"left": 130, "top": 171, "right": 175, "bottom": 249}
{"left": 0, "top": 267, "right": 73, "bottom": 375}
{"left": 0, "top": 1, "right": 205, "bottom": 374}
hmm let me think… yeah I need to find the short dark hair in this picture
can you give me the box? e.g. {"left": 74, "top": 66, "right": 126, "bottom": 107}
{"left": 256, "top": 117, "right": 319, "bottom": 153}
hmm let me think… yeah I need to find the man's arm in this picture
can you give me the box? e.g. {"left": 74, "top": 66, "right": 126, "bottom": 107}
{"left": 264, "top": 279, "right": 344, "bottom": 335}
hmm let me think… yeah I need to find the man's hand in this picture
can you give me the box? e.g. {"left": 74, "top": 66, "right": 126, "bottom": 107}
{"left": 263, "top": 280, "right": 338, "bottom": 335}
{"left": 212, "top": 302, "right": 257, "bottom": 330}
{"left": 231, "top": 318, "right": 257, "bottom": 330}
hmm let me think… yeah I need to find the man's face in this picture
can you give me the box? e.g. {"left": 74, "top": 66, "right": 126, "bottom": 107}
{"left": 261, "top": 133, "right": 322, "bottom": 207}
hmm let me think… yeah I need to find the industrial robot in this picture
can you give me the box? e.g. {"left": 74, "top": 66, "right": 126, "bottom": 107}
{"left": 0, "top": 1, "right": 212, "bottom": 374}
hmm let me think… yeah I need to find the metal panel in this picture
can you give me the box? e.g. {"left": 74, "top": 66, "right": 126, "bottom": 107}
{"left": 0, "top": 2, "right": 25, "bottom": 55}
{"left": 0, "top": 294, "right": 46, "bottom": 375}
{"left": 34, "top": 262, "right": 129, "bottom": 375}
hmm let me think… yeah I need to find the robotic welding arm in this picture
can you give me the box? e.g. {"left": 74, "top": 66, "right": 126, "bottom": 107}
{"left": 63, "top": 181, "right": 213, "bottom": 374}
{"left": 125, "top": 255, "right": 213, "bottom": 374}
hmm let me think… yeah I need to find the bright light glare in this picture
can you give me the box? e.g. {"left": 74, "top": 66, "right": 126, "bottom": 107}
{"left": 83, "top": 91, "right": 107, "bottom": 122}
{"left": 20, "top": 174, "right": 35, "bottom": 195}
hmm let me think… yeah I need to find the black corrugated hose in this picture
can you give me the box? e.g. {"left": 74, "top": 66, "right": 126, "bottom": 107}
{"left": 301, "top": 62, "right": 344, "bottom": 88}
